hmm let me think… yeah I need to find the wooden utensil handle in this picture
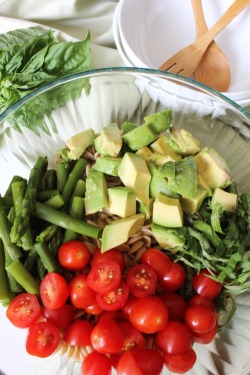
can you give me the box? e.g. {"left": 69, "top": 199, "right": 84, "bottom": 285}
{"left": 191, "top": 0, "right": 209, "bottom": 38}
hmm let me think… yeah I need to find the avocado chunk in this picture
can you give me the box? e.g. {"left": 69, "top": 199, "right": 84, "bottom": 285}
{"left": 84, "top": 169, "right": 108, "bottom": 214}
{"left": 138, "top": 198, "right": 154, "bottom": 219}
{"left": 122, "top": 123, "right": 157, "bottom": 151}
{"left": 144, "top": 109, "right": 173, "bottom": 133}
{"left": 108, "top": 187, "right": 136, "bottom": 218}
{"left": 122, "top": 121, "right": 137, "bottom": 134}
{"left": 118, "top": 153, "right": 151, "bottom": 208}
{"left": 149, "top": 163, "right": 179, "bottom": 199}
{"left": 211, "top": 188, "right": 237, "bottom": 213}
{"left": 197, "top": 174, "right": 213, "bottom": 196}
{"left": 66, "top": 128, "right": 95, "bottom": 160}
{"left": 101, "top": 213, "right": 145, "bottom": 252}
{"left": 136, "top": 147, "right": 175, "bottom": 167}
{"left": 94, "top": 123, "right": 122, "bottom": 157}
{"left": 181, "top": 185, "right": 208, "bottom": 214}
{"left": 168, "top": 128, "right": 200, "bottom": 156}
{"left": 93, "top": 156, "right": 121, "bottom": 176}
{"left": 153, "top": 193, "right": 183, "bottom": 228}
{"left": 151, "top": 223, "right": 186, "bottom": 250}
{"left": 195, "top": 147, "right": 233, "bottom": 189}
{"left": 150, "top": 135, "right": 181, "bottom": 161}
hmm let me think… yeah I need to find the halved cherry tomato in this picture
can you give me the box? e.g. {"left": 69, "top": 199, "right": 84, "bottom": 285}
{"left": 87, "top": 260, "right": 121, "bottom": 294}
{"left": 81, "top": 351, "right": 112, "bottom": 375}
{"left": 96, "top": 281, "right": 129, "bottom": 311}
{"left": 26, "top": 321, "right": 60, "bottom": 358}
{"left": 140, "top": 247, "right": 172, "bottom": 276}
{"left": 129, "top": 296, "right": 168, "bottom": 334}
{"left": 43, "top": 304, "right": 74, "bottom": 330}
{"left": 57, "top": 240, "right": 91, "bottom": 271}
{"left": 158, "top": 262, "right": 186, "bottom": 292}
{"left": 117, "top": 348, "right": 164, "bottom": 375}
{"left": 91, "top": 248, "right": 125, "bottom": 271}
{"left": 69, "top": 273, "right": 96, "bottom": 309}
{"left": 91, "top": 317, "right": 124, "bottom": 354}
{"left": 6, "top": 293, "right": 41, "bottom": 328}
{"left": 40, "top": 272, "right": 69, "bottom": 310}
{"left": 184, "top": 305, "right": 217, "bottom": 334}
{"left": 63, "top": 320, "right": 93, "bottom": 346}
{"left": 156, "top": 321, "right": 193, "bottom": 355}
{"left": 192, "top": 269, "right": 222, "bottom": 299}
{"left": 118, "top": 321, "right": 146, "bottom": 351}
{"left": 126, "top": 263, "right": 157, "bottom": 298}
{"left": 163, "top": 348, "right": 197, "bottom": 374}
{"left": 158, "top": 291, "right": 187, "bottom": 321}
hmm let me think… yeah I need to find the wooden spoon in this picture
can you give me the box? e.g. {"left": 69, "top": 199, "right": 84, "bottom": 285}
{"left": 192, "top": 0, "right": 231, "bottom": 91}
{"left": 159, "top": 0, "right": 250, "bottom": 78}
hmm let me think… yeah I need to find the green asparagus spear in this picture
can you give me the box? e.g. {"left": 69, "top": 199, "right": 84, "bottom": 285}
{"left": 6, "top": 259, "right": 40, "bottom": 295}
{"left": 4, "top": 176, "right": 25, "bottom": 197}
{"left": 46, "top": 169, "right": 57, "bottom": 190}
{"left": 34, "top": 241, "right": 62, "bottom": 274}
{"left": 63, "top": 196, "right": 85, "bottom": 242}
{"left": 3, "top": 244, "right": 23, "bottom": 293}
{"left": 57, "top": 160, "right": 69, "bottom": 193}
{"left": 44, "top": 193, "right": 65, "bottom": 209}
{"left": 62, "top": 158, "right": 87, "bottom": 204}
{"left": 0, "top": 239, "right": 10, "bottom": 302}
{"left": 38, "top": 190, "right": 59, "bottom": 202}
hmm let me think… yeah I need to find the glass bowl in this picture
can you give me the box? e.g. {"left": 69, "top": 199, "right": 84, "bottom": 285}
{"left": 0, "top": 67, "right": 250, "bottom": 375}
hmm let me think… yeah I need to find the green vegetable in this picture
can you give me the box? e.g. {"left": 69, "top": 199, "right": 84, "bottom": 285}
{"left": 34, "top": 241, "right": 62, "bottom": 274}
{"left": 0, "top": 239, "right": 9, "bottom": 302}
{"left": 6, "top": 259, "right": 39, "bottom": 295}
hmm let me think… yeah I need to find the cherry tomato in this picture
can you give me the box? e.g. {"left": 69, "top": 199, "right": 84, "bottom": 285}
{"left": 85, "top": 302, "right": 103, "bottom": 315}
{"left": 43, "top": 304, "right": 74, "bottom": 330}
{"left": 129, "top": 296, "right": 168, "bottom": 334}
{"left": 69, "top": 273, "right": 96, "bottom": 309}
{"left": 26, "top": 321, "right": 60, "bottom": 358}
{"left": 188, "top": 294, "right": 216, "bottom": 312}
{"left": 184, "top": 305, "right": 217, "bottom": 334}
{"left": 63, "top": 320, "right": 93, "bottom": 346}
{"left": 118, "top": 321, "right": 146, "bottom": 350}
{"left": 40, "top": 272, "right": 69, "bottom": 310}
{"left": 158, "top": 262, "right": 186, "bottom": 292}
{"left": 140, "top": 247, "right": 172, "bottom": 276}
{"left": 91, "top": 317, "right": 124, "bottom": 354}
{"left": 6, "top": 293, "right": 41, "bottom": 328}
{"left": 117, "top": 348, "right": 164, "bottom": 375}
{"left": 156, "top": 321, "right": 193, "bottom": 355}
{"left": 87, "top": 260, "right": 121, "bottom": 294}
{"left": 192, "top": 322, "right": 218, "bottom": 344}
{"left": 57, "top": 240, "right": 91, "bottom": 271}
{"left": 126, "top": 264, "right": 157, "bottom": 298}
{"left": 92, "top": 248, "right": 125, "bottom": 271}
{"left": 163, "top": 348, "right": 197, "bottom": 374}
{"left": 122, "top": 295, "right": 139, "bottom": 321}
{"left": 81, "top": 351, "right": 112, "bottom": 375}
{"left": 96, "top": 281, "right": 129, "bottom": 311}
{"left": 192, "top": 269, "right": 222, "bottom": 299}
{"left": 158, "top": 291, "right": 187, "bottom": 321}
{"left": 98, "top": 310, "right": 125, "bottom": 323}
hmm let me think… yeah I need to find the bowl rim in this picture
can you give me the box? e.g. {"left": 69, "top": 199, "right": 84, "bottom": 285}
{"left": 1, "top": 67, "right": 250, "bottom": 124}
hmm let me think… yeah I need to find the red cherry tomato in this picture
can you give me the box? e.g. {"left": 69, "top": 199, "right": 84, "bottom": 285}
{"left": 69, "top": 273, "right": 96, "bottom": 309}
{"left": 92, "top": 248, "right": 125, "bottom": 270}
{"left": 81, "top": 351, "right": 112, "bottom": 375}
{"left": 122, "top": 295, "right": 139, "bottom": 321}
{"left": 26, "top": 321, "right": 60, "bottom": 358}
{"left": 184, "top": 305, "right": 217, "bottom": 334}
{"left": 118, "top": 321, "right": 146, "bottom": 351}
{"left": 6, "top": 293, "right": 41, "bottom": 328}
{"left": 158, "top": 262, "right": 186, "bottom": 292}
{"left": 91, "top": 317, "right": 124, "bottom": 354}
{"left": 158, "top": 291, "right": 187, "bottom": 321}
{"left": 140, "top": 247, "right": 172, "bottom": 276}
{"left": 163, "top": 348, "right": 197, "bottom": 374}
{"left": 129, "top": 296, "right": 168, "bottom": 334}
{"left": 43, "top": 304, "right": 74, "bottom": 330}
{"left": 156, "top": 321, "right": 193, "bottom": 355}
{"left": 96, "top": 281, "right": 129, "bottom": 311}
{"left": 40, "top": 272, "right": 69, "bottom": 310}
{"left": 57, "top": 240, "right": 91, "bottom": 271}
{"left": 63, "top": 320, "right": 93, "bottom": 346}
{"left": 98, "top": 310, "right": 125, "bottom": 323}
{"left": 85, "top": 302, "right": 103, "bottom": 315}
{"left": 87, "top": 260, "right": 121, "bottom": 294}
{"left": 192, "top": 269, "right": 222, "bottom": 299}
{"left": 188, "top": 294, "right": 216, "bottom": 312}
{"left": 126, "top": 263, "right": 157, "bottom": 298}
{"left": 192, "top": 322, "right": 218, "bottom": 344}
{"left": 117, "top": 348, "right": 164, "bottom": 375}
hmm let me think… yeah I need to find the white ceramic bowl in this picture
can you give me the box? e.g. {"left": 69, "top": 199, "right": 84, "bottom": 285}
{"left": 113, "top": 0, "right": 250, "bottom": 106}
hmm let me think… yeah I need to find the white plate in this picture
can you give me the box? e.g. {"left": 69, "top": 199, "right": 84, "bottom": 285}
{"left": 116, "top": 0, "right": 250, "bottom": 104}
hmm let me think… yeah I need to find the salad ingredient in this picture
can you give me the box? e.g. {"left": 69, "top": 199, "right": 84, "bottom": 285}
{"left": 57, "top": 240, "right": 91, "bottom": 271}
{"left": 152, "top": 193, "right": 183, "bottom": 228}
{"left": 90, "top": 317, "right": 124, "bottom": 354}
{"left": 96, "top": 281, "right": 129, "bottom": 311}
{"left": 126, "top": 263, "right": 157, "bottom": 298}
{"left": 140, "top": 247, "right": 172, "bottom": 275}
{"left": 192, "top": 269, "right": 222, "bottom": 299}
{"left": 26, "top": 321, "right": 60, "bottom": 358}
{"left": 5, "top": 259, "right": 39, "bottom": 294}
{"left": 63, "top": 320, "right": 93, "bottom": 346}
{"left": 84, "top": 169, "right": 109, "bottom": 215}
{"left": 188, "top": 294, "right": 216, "bottom": 312}
{"left": 6, "top": 293, "right": 41, "bottom": 328}
{"left": 87, "top": 260, "right": 121, "bottom": 294}
{"left": 94, "top": 123, "right": 122, "bottom": 157}
{"left": 191, "top": 322, "right": 218, "bottom": 344}
{"left": 42, "top": 304, "right": 74, "bottom": 330}
{"left": 66, "top": 128, "right": 95, "bottom": 160}
{"left": 156, "top": 321, "right": 193, "bottom": 355}
{"left": 158, "top": 291, "right": 187, "bottom": 321}
{"left": 91, "top": 247, "right": 125, "bottom": 271}
{"left": 184, "top": 305, "right": 217, "bottom": 334}
{"left": 117, "top": 348, "right": 164, "bottom": 375}
{"left": 81, "top": 351, "right": 112, "bottom": 375}
{"left": 158, "top": 261, "right": 186, "bottom": 292}
{"left": 40, "top": 272, "right": 69, "bottom": 310}
{"left": 108, "top": 187, "right": 136, "bottom": 218}
{"left": 118, "top": 321, "right": 146, "bottom": 350}
{"left": 69, "top": 273, "right": 96, "bottom": 309}
{"left": 163, "top": 348, "right": 197, "bottom": 374}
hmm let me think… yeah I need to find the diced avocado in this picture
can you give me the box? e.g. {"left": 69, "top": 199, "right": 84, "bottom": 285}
{"left": 211, "top": 188, "right": 237, "bottom": 213}
{"left": 195, "top": 147, "right": 233, "bottom": 189}
{"left": 167, "top": 128, "right": 200, "bottom": 156}
{"left": 197, "top": 174, "right": 213, "bottom": 196}
{"left": 151, "top": 223, "right": 186, "bottom": 250}
{"left": 181, "top": 185, "right": 208, "bottom": 214}
{"left": 93, "top": 156, "right": 121, "bottom": 176}
{"left": 66, "top": 128, "right": 95, "bottom": 160}
{"left": 108, "top": 187, "right": 136, "bottom": 218}
{"left": 150, "top": 135, "right": 181, "bottom": 160}
{"left": 136, "top": 146, "right": 153, "bottom": 159}
{"left": 166, "top": 156, "right": 197, "bottom": 200}
{"left": 122, "top": 121, "right": 137, "bottom": 134}
{"left": 84, "top": 169, "right": 108, "bottom": 214}
{"left": 138, "top": 198, "right": 154, "bottom": 219}
{"left": 101, "top": 213, "right": 145, "bottom": 252}
{"left": 118, "top": 153, "right": 151, "bottom": 207}
{"left": 149, "top": 163, "right": 179, "bottom": 199}
{"left": 158, "top": 161, "right": 176, "bottom": 179}
{"left": 144, "top": 109, "right": 173, "bottom": 133}
{"left": 122, "top": 123, "right": 157, "bottom": 151}
{"left": 152, "top": 193, "right": 183, "bottom": 228}
{"left": 94, "top": 123, "right": 122, "bottom": 157}
{"left": 137, "top": 150, "right": 175, "bottom": 167}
